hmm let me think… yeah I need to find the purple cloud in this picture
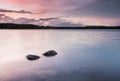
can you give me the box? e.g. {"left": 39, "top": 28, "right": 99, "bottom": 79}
{"left": 0, "top": 8, "right": 34, "bottom": 14}
{"left": 0, "top": 14, "right": 82, "bottom": 27}
{"left": 15, "top": 17, "right": 82, "bottom": 27}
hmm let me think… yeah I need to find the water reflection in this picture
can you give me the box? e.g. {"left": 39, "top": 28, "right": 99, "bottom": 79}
{"left": 0, "top": 29, "right": 120, "bottom": 81}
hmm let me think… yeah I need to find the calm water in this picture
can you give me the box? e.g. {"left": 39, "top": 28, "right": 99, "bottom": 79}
{"left": 0, "top": 29, "right": 120, "bottom": 81}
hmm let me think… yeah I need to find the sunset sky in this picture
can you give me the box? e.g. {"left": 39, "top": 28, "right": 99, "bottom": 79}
{"left": 0, "top": 0, "right": 120, "bottom": 26}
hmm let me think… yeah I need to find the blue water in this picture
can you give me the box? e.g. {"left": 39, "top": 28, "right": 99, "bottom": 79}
{"left": 0, "top": 29, "right": 120, "bottom": 81}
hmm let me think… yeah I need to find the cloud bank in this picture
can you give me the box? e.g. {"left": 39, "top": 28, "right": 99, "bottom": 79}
{"left": 0, "top": 14, "right": 82, "bottom": 27}
{"left": 0, "top": 0, "right": 120, "bottom": 26}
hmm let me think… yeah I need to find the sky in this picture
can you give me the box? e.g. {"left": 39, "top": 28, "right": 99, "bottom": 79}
{"left": 0, "top": 0, "right": 120, "bottom": 26}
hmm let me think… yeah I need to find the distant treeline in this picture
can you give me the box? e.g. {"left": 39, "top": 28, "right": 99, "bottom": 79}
{"left": 0, "top": 23, "right": 120, "bottom": 29}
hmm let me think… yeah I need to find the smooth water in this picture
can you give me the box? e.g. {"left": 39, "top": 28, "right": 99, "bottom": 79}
{"left": 0, "top": 29, "right": 120, "bottom": 81}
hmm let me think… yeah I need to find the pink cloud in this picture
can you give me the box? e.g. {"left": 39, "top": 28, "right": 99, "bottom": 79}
{"left": 0, "top": 0, "right": 73, "bottom": 13}
{"left": 0, "top": 0, "right": 96, "bottom": 16}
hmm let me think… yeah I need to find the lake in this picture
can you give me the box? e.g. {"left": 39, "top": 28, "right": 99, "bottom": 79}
{"left": 0, "top": 29, "right": 120, "bottom": 81}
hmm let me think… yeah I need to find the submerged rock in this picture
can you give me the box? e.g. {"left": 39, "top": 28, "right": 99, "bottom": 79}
{"left": 26, "top": 54, "right": 40, "bottom": 60}
{"left": 43, "top": 50, "right": 57, "bottom": 57}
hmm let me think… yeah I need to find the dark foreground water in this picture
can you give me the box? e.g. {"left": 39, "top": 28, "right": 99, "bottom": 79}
{"left": 0, "top": 29, "right": 120, "bottom": 81}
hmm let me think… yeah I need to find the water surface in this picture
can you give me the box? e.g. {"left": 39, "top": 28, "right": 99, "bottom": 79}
{"left": 0, "top": 29, "right": 120, "bottom": 81}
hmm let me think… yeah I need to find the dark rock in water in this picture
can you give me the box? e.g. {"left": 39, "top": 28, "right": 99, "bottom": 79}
{"left": 43, "top": 50, "right": 57, "bottom": 57}
{"left": 26, "top": 54, "right": 40, "bottom": 60}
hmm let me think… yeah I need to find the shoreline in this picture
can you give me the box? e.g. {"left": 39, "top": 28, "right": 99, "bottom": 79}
{"left": 0, "top": 23, "right": 120, "bottom": 29}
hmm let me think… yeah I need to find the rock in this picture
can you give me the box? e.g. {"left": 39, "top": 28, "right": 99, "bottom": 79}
{"left": 26, "top": 54, "right": 40, "bottom": 60}
{"left": 43, "top": 50, "right": 57, "bottom": 57}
